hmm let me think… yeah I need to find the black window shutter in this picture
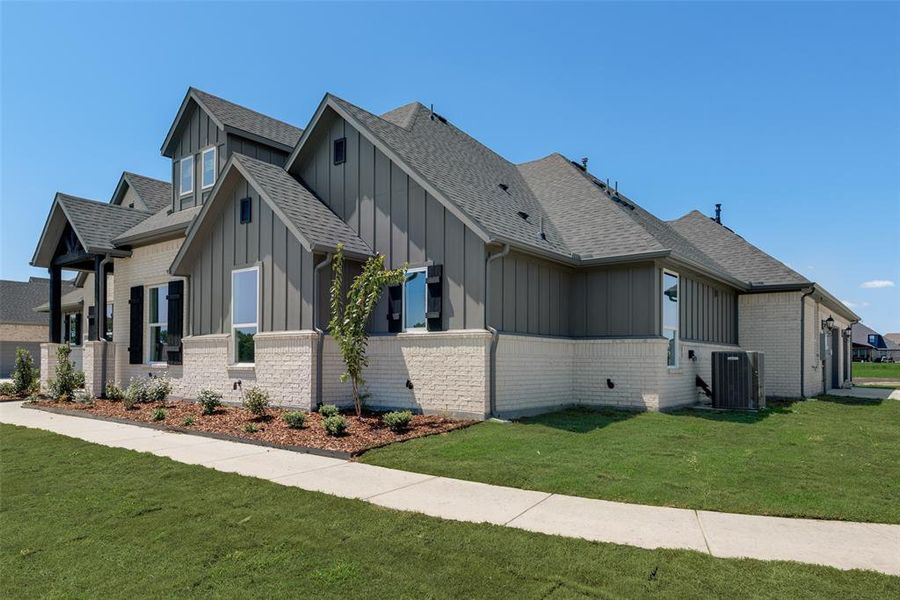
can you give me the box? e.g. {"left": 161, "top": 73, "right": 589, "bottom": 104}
{"left": 63, "top": 314, "right": 71, "bottom": 344}
{"left": 426, "top": 264, "right": 443, "bottom": 331}
{"left": 166, "top": 280, "right": 184, "bottom": 365}
{"left": 387, "top": 284, "right": 403, "bottom": 333}
{"left": 87, "top": 306, "right": 96, "bottom": 341}
{"left": 128, "top": 286, "right": 144, "bottom": 365}
{"left": 74, "top": 312, "right": 82, "bottom": 346}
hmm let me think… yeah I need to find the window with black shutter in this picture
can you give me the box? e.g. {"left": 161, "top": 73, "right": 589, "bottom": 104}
{"left": 165, "top": 280, "right": 184, "bottom": 365}
{"left": 426, "top": 265, "right": 443, "bottom": 331}
{"left": 87, "top": 305, "right": 97, "bottom": 341}
{"left": 128, "top": 286, "right": 144, "bottom": 364}
{"left": 387, "top": 284, "right": 403, "bottom": 333}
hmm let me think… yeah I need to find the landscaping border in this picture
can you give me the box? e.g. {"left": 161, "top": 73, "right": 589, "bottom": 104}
{"left": 23, "top": 402, "right": 354, "bottom": 460}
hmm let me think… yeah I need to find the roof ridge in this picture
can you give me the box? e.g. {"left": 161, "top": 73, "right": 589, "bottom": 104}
{"left": 191, "top": 87, "right": 303, "bottom": 134}
{"left": 123, "top": 171, "right": 171, "bottom": 186}
{"left": 59, "top": 193, "right": 152, "bottom": 214}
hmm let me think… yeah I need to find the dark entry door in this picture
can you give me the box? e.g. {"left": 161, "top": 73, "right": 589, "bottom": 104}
{"left": 832, "top": 329, "right": 840, "bottom": 389}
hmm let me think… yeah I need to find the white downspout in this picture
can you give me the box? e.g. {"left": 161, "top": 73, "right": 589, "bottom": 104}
{"left": 485, "top": 244, "right": 510, "bottom": 418}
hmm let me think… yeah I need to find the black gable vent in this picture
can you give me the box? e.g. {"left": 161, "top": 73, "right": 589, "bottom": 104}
{"left": 498, "top": 183, "right": 509, "bottom": 192}
{"left": 517, "top": 211, "right": 529, "bottom": 221}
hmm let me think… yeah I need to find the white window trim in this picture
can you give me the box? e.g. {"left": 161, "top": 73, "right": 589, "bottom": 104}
{"left": 662, "top": 269, "right": 679, "bottom": 368}
{"left": 201, "top": 146, "right": 216, "bottom": 190}
{"left": 231, "top": 266, "right": 260, "bottom": 365}
{"left": 147, "top": 284, "right": 168, "bottom": 365}
{"left": 179, "top": 155, "right": 194, "bottom": 196}
{"left": 402, "top": 267, "right": 428, "bottom": 332}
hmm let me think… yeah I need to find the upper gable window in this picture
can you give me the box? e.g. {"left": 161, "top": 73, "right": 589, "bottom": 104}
{"left": 180, "top": 155, "right": 194, "bottom": 196}
{"left": 333, "top": 137, "right": 346, "bottom": 165}
{"left": 201, "top": 147, "right": 216, "bottom": 189}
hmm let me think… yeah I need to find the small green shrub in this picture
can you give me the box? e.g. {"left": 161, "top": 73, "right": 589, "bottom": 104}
{"left": 146, "top": 375, "right": 173, "bottom": 404}
{"left": 323, "top": 414, "right": 347, "bottom": 436}
{"left": 382, "top": 410, "right": 413, "bottom": 432}
{"left": 0, "top": 382, "right": 16, "bottom": 397}
{"left": 242, "top": 386, "right": 269, "bottom": 417}
{"left": 105, "top": 383, "right": 124, "bottom": 401}
{"left": 196, "top": 388, "right": 223, "bottom": 415}
{"left": 283, "top": 411, "right": 306, "bottom": 429}
{"left": 11, "top": 348, "right": 38, "bottom": 396}
{"left": 318, "top": 404, "right": 339, "bottom": 418}
{"left": 47, "top": 344, "right": 82, "bottom": 402}
{"left": 123, "top": 378, "right": 149, "bottom": 409}
{"left": 243, "top": 422, "right": 259, "bottom": 434}
{"left": 152, "top": 408, "right": 166, "bottom": 421}
{"left": 181, "top": 416, "right": 195, "bottom": 427}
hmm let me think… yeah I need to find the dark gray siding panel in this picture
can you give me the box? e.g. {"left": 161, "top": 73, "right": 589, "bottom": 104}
{"left": 489, "top": 250, "right": 573, "bottom": 336}
{"left": 184, "top": 173, "right": 314, "bottom": 336}
{"left": 293, "top": 113, "right": 486, "bottom": 332}
{"left": 680, "top": 271, "right": 738, "bottom": 344}
{"left": 173, "top": 103, "right": 227, "bottom": 212}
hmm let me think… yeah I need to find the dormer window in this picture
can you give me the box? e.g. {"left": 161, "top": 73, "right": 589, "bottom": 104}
{"left": 201, "top": 147, "right": 216, "bottom": 189}
{"left": 180, "top": 155, "right": 194, "bottom": 196}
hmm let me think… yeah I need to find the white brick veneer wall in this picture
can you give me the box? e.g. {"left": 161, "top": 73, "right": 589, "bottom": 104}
{"left": 322, "top": 331, "right": 491, "bottom": 419}
{"left": 802, "top": 297, "right": 851, "bottom": 397}
{"left": 81, "top": 341, "right": 115, "bottom": 398}
{"left": 739, "top": 292, "right": 802, "bottom": 398}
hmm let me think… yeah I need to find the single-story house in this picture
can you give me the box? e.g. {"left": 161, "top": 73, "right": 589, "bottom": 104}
{"left": 852, "top": 323, "right": 900, "bottom": 362}
{"left": 0, "top": 277, "right": 74, "bottom": 377}
{"left": 30, "top": 87, "right": 859, "bottom": 418}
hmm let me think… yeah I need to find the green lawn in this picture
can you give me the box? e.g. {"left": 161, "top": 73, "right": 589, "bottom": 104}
{"left": 853, "top": 362, "right": 900, "bottom": 380}
{"left": 362, "top": 397, "right": 900, "bottom": 524}
{"left": 2, "top": 426, "right": 898, "bottom": 598}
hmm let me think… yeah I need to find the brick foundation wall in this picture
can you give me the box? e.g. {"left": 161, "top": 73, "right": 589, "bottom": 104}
{"left": 323, "top": 331, "right": 491, "bottom": 419}
{"left": 82, "top": 341, "right": 115, "bottom": 398}
{"left": 495, "top": 335, "right": 575, "bottom": 416}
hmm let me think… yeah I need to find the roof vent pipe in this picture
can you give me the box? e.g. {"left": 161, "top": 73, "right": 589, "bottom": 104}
{"left": 581, "top": 157, "right": 589, "bottom": 170}
{"left": 715, "top": 203, "right": 722, "bottom": 224}
{"left": 539, "top": 217, "right": 546, "bottom": 241}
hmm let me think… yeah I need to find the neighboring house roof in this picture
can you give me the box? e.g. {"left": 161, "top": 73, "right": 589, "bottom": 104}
{"left": 113, "top": 205, "right": 201, "bottom": 246}
{"left": 294, "top": 95, "right": 573, "bottom": 259}
{"left": 34, "top": 286, "right": 84, "bottom": 314}
{"left": 885, "top": 333, "right": 900, "bottom": 346}
{"left": 852, "top": 323, "right": 884, "bottom": 348}
{"left": 57, "top": 194, "right": 151, "bottom": 253}
{"left": 669, "top": 210, "right": 810, "bottom": 287}
{"left": 1, "top": 277, "right": 73, "bottom": 325}
{"left": 170, "top": 153, "right": 372, "bottom": 274}
{"left": 162, "top": 87, "right": 304, "bottom": 156}
{"left": 120, "top": 172, "right": 172, "bottom": 212}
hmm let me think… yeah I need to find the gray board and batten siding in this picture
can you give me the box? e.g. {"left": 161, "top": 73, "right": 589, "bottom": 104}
{"left": 677, "top": 267, "right": 739, "bottom": 345}
{"left": 170, "top": 103, "right": 288, "bottom": 212}
{"left": 183, "top": 168, "right": 316, "bottom": 336}
{"left": 291, "top": 110, "right": 485, "bottom": 333}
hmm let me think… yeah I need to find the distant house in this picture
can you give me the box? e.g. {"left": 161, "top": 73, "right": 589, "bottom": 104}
{"left": 885, "top": 333, "right": 900, "bottom": 346}
{"left": 29, "top": 87, "right": 859, "bottom": 417}
{"left": 0, "top": 277, "right": 73, "bottom": 377}
{"left": 852, "top": 323, "right": 900, "bottom": 362}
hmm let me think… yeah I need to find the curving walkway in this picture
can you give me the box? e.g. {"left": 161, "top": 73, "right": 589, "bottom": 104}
{"left": 1, "top": 400, "right": 897, "bottom": 576}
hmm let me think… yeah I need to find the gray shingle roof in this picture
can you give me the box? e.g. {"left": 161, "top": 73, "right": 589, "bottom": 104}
{"left": 669, "top": 210, "right": 810, "bottom": 286}
{"left": 233, "top": 154, "right": 371, "bottom": 256}
{"left": 122, "top": 172, "right": 172, "bottom": 212}
{"left": 58, "top": 194, "right": 151, "bottom": 253}
{"left": 1, "top": 277, "right": 74, "bottom": 325}
{"left": 193, "top": 88, "right": 304, "bottom": 149}
{"left": 113, "top": 205, "right": 201, "bottom": 245}
{"left": 330, "top": 96, "right": 572, "bottom": 258}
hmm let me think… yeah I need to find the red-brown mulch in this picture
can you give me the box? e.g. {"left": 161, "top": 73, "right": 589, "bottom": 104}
{"left": 27, "top": 397, "right": 474, "bottom": 455}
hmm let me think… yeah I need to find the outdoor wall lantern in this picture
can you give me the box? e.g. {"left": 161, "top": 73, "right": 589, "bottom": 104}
{"left": 822, "top": 316, "right": 835, "bottom": 330}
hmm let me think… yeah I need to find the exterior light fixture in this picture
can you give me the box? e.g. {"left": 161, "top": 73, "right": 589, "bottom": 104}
{"left": 822, "top": 316, "right": 835, "bottom": 330}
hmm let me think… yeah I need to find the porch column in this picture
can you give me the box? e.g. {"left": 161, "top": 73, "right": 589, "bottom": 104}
{"left": 94, "top": 256, "right": 107, "bottom": 341}
{"left": 49, "top": 265, "right": 62, "bottom": 343}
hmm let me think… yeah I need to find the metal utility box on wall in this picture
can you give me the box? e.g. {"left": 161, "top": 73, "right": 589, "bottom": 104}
{"left": 711, "top": 351, "right": 765, "bottom": 410}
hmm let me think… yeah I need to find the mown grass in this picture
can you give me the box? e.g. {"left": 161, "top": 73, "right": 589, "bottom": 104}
{"left": 362, "top": 397, "right": 900, "bottom": 524}
{"left": 2, "top": 425, "right": 898, "bottom": 598}
{"left": 852, "top": 361, "right": 900, "bottom": 380}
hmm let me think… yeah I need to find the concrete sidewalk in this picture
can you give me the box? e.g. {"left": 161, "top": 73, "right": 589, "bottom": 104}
{"left": 828, "top": 387, "right": 900, "bottom": 400}
{"left": 1, "top": 401, "right": 897, "bottom": 576}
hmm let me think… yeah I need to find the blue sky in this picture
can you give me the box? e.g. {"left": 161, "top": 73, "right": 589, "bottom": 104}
{"left": 2, "top": 2, "right": 898, "bottom": 332}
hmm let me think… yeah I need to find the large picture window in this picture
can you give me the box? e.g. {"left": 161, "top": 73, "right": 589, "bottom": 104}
{"left": 232, "top": 267, "right": 259, "bottom": 364}
{"left": 148, "top": 285, "right": 168, "bottom": 363}
{"left": 201, "top": 147, "right": 216, "bottom": 189}
{"left": 663, "top": 270, "right": 679, "bottom": 367}
{"left": 403, "top": 268, "right": 427, "bottom": 331}
{"left": 180, "top": 155, "right": 194, "bottom": 196}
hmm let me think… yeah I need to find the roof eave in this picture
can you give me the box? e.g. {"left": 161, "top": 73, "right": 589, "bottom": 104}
{"left": 113, "top": 222, "right": 191, "bottom": 247}
{"left": 160, "top": 88, "right": 226, "bottom": 158}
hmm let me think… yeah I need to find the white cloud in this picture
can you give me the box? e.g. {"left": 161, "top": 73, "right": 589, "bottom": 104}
{"left": 841, "top": 300, "right": 870, "bottom": 309}
{"left": 861, "top": 280, "right": 896, "bottom": 289}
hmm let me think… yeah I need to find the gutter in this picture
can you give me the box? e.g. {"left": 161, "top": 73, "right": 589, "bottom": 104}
{"left": 485, "top": 244, "right": 510, "bottom": 417}
{"left": 799, "top": 286, "right": 815, "bottom": 398}
{"left": 312, "top": 253, "right": 334, "bottom": 408}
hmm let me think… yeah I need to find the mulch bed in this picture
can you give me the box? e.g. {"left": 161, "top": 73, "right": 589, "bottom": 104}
{"left": 27, "top": 397, "right": 474, "bottom": 455}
